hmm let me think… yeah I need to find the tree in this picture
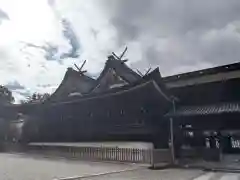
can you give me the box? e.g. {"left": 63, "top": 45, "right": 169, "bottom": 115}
{"left": 21, "top": 93, "right": 50, "bottom": 104}
{"left": 0, "top": 85, "right": 14, "bottom": 104}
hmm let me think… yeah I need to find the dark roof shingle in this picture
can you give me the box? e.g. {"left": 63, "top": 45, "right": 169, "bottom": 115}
{"left": 166, "top": 102, "right": 240, "bottom": 117}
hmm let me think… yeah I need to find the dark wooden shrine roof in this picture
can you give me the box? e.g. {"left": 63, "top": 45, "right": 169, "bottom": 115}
{"left": 49, "top": 57, "right": 141, "bottom": 101}
{"left": 166, "top": 102, "right": 240, "bottom": 117}
{"left": 46, "top": 67, "right": 171, "bottom": 104}
{"left": 47, "top": 80, "right": 170, "bottom": 107}
{"left": 163, "top": 62, "right": 240, "bottom": 88}
{"left": 91, "top": 57, "right": 141, "bottom": 92}
{"left": 99, "top": 57, "right": 141, "bottom": 82}
{"left": 49, "top": 68, "right": 96, "bottom": 102}
{"left": 0, "top": 66, "right": 169, "bottom": 119}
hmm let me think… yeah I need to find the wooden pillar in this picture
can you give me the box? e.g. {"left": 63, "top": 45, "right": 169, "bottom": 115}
{"left": 170, "top": 117, "right": 175, "bottom": 164}
{"left": 170, "top": 99, "right": 176, "bottom": 164}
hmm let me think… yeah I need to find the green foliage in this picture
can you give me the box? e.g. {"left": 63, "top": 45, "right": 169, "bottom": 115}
{"left": 0, "top": 85, "right": 14, "bottom": 104}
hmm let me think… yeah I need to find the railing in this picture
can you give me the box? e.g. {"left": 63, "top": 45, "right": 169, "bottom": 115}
{"left": 27, "top": 145, "right": 153, "bottom": 164}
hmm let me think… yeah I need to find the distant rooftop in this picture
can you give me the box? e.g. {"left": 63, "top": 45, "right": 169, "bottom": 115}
{"left": 163, "top": 62, "right": 240, "bottom": 88}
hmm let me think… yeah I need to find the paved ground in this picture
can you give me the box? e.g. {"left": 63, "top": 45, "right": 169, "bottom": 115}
{"left": 1, "top": 153, "right": 240, "bottom": 180}
{"left": 81, "top": 168, "right": 205, "bottom": 180}
{"left": 80, "top": 168, "right": 240, "bottom": 180}
{"left": 0, "top": 153, "right": 141, "bottom": 180}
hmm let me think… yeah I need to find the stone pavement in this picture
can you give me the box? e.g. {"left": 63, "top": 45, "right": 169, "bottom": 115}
{"left": 178, "top": 155, "right": 240, "bottom": 172}
{"left": 79, "top": 168, "right": 205, "bottom": 180}
{"left": 0, "top": 153, "right": 141, "bottom": 180}
{"left": 80, "top": 169, "right": 240, "bottom": 180}
{"left": 1, "top": 153, "right": 240, "bottom": 180}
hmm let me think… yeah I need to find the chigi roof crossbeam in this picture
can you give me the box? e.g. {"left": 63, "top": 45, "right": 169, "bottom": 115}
{"left": 112, "top": 47, "right": 128, "bottom": 63}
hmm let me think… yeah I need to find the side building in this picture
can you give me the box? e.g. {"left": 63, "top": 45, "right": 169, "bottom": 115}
{"left": 165, "top": 62, "right": 240, "bottom": 155}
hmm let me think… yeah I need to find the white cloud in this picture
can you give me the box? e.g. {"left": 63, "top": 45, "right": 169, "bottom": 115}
{"left": 0, "top": 0, "right": 239, "bottom": 102}
{"left": 0, "top": 0, "right": 121, "bottom": 103}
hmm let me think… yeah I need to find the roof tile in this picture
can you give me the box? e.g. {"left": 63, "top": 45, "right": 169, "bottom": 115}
{"left": 166, "top": 102, "right": 240, "bottom": 117}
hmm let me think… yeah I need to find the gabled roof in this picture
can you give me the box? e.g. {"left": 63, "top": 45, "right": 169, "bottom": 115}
{"left": 98, "top": 56, "right": 141, "bottom": 82}
{"left": 163, "top": 62, "right": 240, "bottom": 88}
{"left": 91, "top": 68, "right": 128, "bottom": 93}
{"left": 48, "top": 66, "right": 171, "bottom": 103}
{"left": 49, "top": 68, "right": 96, "bottom": 102}
{"left": 91, "top": 56, "right": 141, "bottom": 93}
{"left": 44, "top": 80, "right": 171, "bottom": 111}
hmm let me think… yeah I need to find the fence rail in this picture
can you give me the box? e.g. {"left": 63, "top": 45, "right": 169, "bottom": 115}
{"left": 27, "top": 145, "right": 153, "bottom": 164}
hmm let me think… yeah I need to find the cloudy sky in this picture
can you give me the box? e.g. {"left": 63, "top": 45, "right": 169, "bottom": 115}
{"left": 0, "top": 0, "right": 240, "bottom": 103}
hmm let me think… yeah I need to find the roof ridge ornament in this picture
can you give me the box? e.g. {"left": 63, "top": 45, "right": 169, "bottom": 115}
{"left": 111, "top": 47, "right": 128, "bottom": 63}
{"left": 136, "top": 68, "right": 152, "bottom": 77}
{"left": 74, "top": 60, "right": 87, "bottom": 75}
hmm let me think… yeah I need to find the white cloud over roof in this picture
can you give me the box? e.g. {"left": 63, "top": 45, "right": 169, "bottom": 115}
{"left": 0, "top": 0, "right": 239, "bottom": 102}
